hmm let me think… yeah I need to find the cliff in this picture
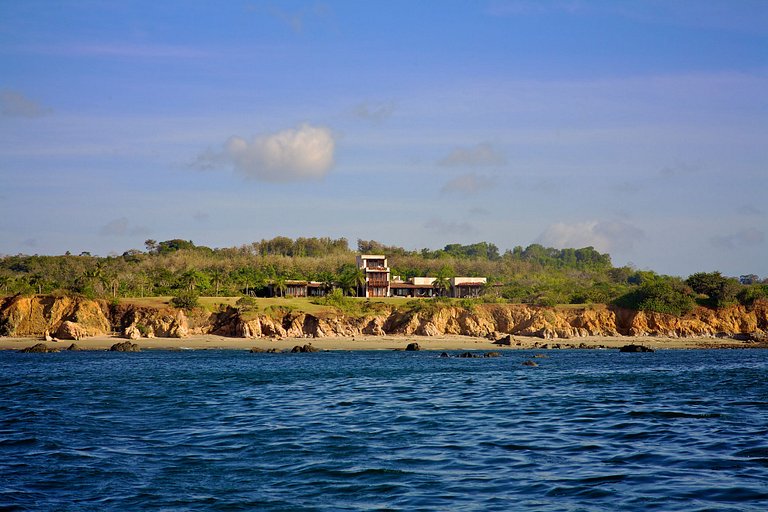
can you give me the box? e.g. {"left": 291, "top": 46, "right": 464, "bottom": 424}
{"left": 1, "top": 295, "right": 766, "bottom": 341}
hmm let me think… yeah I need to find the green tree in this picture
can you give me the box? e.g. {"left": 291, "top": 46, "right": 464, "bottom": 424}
{"left": 686, "top": 271, "right": 741, "bottom": 308}
{"left": 614, "top": 278, "right": 695, "bottom": 316}
{"left": 432, "top": 265, "right": 454, "bottom": 297}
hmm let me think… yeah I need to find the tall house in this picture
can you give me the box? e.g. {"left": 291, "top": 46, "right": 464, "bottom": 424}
{"left": 356, "top": 254, "right": 390, "bottom": 297}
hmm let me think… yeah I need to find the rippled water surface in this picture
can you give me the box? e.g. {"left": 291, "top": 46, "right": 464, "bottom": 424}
{"left": 2, "top": 349, "right": 767, "bottom": 511}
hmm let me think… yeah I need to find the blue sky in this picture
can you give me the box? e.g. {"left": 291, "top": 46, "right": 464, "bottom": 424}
{"left": 1, "top": 0, "right": 766, "bottom": 277}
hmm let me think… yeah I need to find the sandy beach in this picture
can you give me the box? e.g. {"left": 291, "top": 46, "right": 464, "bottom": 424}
{"left": 0, "top": 334, "right": 760, "bottom": 352}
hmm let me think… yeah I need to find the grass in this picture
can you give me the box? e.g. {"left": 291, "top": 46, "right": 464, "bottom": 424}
{"left": 10, "top": 293, "right": 596, "bottom": 313}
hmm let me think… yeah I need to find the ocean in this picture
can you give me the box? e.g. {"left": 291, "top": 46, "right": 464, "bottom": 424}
{"left": 1, "top": 348, "right": 767, "bottom": 511}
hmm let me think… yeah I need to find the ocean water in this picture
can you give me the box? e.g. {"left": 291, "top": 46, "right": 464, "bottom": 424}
{"left": 1, "top": 349, "right": 767, "bottom": 511}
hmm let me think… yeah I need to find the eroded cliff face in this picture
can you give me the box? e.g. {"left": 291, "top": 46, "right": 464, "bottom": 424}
{"left": 1, "top": 295, "right": 766, "bottom": 341}
{"left": 0, "top": 295, "right": 111, "bottom": 339}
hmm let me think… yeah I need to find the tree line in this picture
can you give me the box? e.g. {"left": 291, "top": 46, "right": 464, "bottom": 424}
{"left": 1, "top": 237, "right": 766, "bottom": 314}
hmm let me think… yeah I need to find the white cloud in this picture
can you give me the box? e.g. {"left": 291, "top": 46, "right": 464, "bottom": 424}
{"left": 440, "top": 173, "right": 496, "bottom": 195}
{"left": 710, "top": 228, "right": 764, "bottom": 249}
{"left": 196, "top": 123, "right": 335, "bottom": 182}
{"left": 536, "top": 220, "right": 645, "bottom": 252}
{"left": 438, "top": 143, "right": 506, "bottom": 167}
{"left": 1, "top": 89, "right": 51, "bottom": 118}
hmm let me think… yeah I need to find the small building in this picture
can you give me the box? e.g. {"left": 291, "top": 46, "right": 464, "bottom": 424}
{"left": 390, "top": 276, "right": 437, "bottom": 298}
{"left": 271, "top": 280, "right": 329, "bottom": 298}
{"left": 451, "top": 277, "right": 487, "bottom": 298}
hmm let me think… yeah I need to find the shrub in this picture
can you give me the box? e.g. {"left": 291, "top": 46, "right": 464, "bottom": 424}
{"left": 458, "top": 298, "right": 479, "bottom": 311}
{"left": 235, "top": 296, "right": 259, "bottom": 312}
{"left": 171, "top": 291, "right": 200, "bottom": 310}
{"left": 737, "top": 285, "right": 768, "bottom": 306}
{"left": 263, "top": 304, "right": 296, "bottom": 319}
{"left": 135, "top": 323, "right": 149, "bottom": 336}
{"left": 686, "top": 272, "right": 741, "bottom": 308}
{"left": 613, "top": 279, "right": 695, "bottom": 316}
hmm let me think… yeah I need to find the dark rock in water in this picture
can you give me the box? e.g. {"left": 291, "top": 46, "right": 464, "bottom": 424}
{"left": 19, "top": 343, "right": 58, "bottom": 353}
{"left": 522, "top": 360, "right": 538, "bottom": 367}
{"left": 405, "top": 342, "right": 421, "bottom": 351}
{"left": 290, "top": 344, "right": 320, "bottom": 353}
{"left": 66, "top": 343, "right": 82, "bottom": 351}
{"left": 619, "top": 344, "right": 654, "bottom": 353}
{"left": 457, "top": 351, "right": 478, "bottom": 358}
{"left": 492, "top": 335, "right": 512, "bottom": 346}
{"left": 732, "top": 332, "right": 767, "bottom": 343}
{"left": 110, "top": 341, "right": 140, "bottom": 352}
{"left": 439, "top": 352, "right": 450, "bottom": 358}
{"left": 484, "top": 352, "right": 501, "bottom": 358}
{"left": 250, "top": 347, "right": 266, "bottom": 353}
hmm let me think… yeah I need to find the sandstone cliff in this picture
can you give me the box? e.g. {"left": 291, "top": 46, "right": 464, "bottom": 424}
{"left": 1, "top": 295, "right": 766, "bottom": 341}
{"left": 0, "top": 295, "right": 111, "bottom": 339}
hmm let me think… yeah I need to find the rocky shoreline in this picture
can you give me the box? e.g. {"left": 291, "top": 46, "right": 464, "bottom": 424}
{"left": 1, "top": 295, "right": 767, "bottom": 348}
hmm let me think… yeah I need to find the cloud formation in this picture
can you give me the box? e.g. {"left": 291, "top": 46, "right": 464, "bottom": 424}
{"left": 195, "top": 124, "right": 335, "bottom": 182}
{"left": 438, "top": 143, "right": 506, "bottom": 167}
{"left": 1, "top": 89, "right": 51, "bottom": 117}
{"left": 710, "top": 228, "right": 764, "bottom": 249}
{"left": 536, "top": 220, "right": 645, "bottom": 253}
{"left": 440, "top": 173, "right": 496, "bottom": 195}
{"left": 98, "top": 218, "right": 150, "bottom": 237}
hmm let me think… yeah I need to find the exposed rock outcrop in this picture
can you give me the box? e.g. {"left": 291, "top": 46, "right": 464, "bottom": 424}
{"left": 55, "top": 321, "right": 90, "bottom": 340}
{"left": 619, "top": 344, "right": 655, "bottom": 353}
{"left": 112, "top": 303, "right": 189, "bottom": 339}
{"left": 290, "top": 344, "right": 320, "bottom": 353}
{"left": 19, "top": 343, "right": 59, "bottom": 353}
{"left": 1, "top": 295, "right": 110, "bottom": 338}
{"left": 2, "top": 295, "right": 767, "bottom": 343}
{"left": 110, "top": 341, "right": 140, "bottom": 352}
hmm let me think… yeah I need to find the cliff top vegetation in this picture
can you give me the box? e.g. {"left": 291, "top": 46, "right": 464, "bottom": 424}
{"left": 1, "top": 237, "right": 766, "bottom": 316}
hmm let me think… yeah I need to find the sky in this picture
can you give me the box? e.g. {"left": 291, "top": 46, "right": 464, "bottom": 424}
{"left": 0, "top": 0, "right": 766, "bottom": 278}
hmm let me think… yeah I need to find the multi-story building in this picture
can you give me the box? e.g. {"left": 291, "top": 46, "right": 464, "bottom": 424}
{"left": 356, "top": 254, "right": 390, "bottom": 297}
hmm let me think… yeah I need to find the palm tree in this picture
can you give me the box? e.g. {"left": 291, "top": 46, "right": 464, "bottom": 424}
{"left": 432, "top": 265, "right": 454, "bottom": 297}
{"left": 273, "top": 275, "right": 287, "bottom": 297}
{"left": 0, "top": 274, "right": 12, "bottom": 295}
{"left": 338, "top": 271, "right": 356, "bottom": 297}
{"left": 353, "top": 267, "right": 366, "bottom": 297}
{"left": 209, "top": 267, "right": 225, "bottom": 296}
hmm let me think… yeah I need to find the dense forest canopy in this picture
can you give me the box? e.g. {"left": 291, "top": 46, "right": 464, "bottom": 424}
{"left": 1, "top": 237, "right": 766, "bottom": 314}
